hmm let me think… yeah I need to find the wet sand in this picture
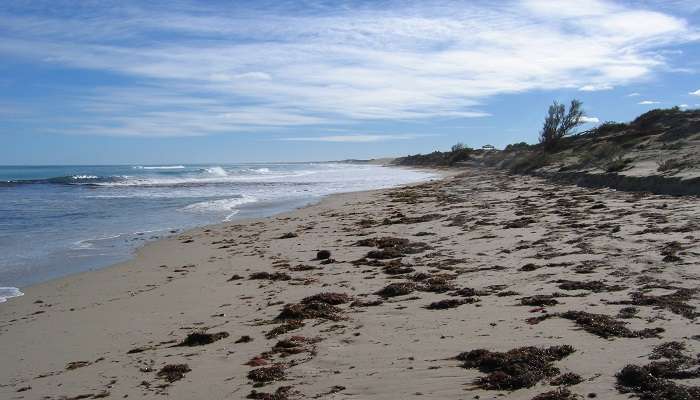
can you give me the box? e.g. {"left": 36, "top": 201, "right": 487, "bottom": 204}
{"left": 1, "top": 167, "right": 698, "bottom": 399}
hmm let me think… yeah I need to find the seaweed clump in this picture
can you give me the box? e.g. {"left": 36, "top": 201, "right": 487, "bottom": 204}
{"left": 551, "top": 372, "right": 583, "bottom": 386}
{"left": 555, "top": 280, "right": 625, "bottom": 293}
{"left": 531, "top": 388, "right": 581, "bottom": 400}
{"left": 157, "top": 364, "right": 191, "bottom": 382}
{"left": 301, "top": 292, "right": 351, "bottom": 305}
{"left": 247, "top": 365, "right": 286, "bottom": 383}
{"left": 276, "top": 301, "right": 344, "bottom": 321}
{"left": 520, "top": 295, "right": 559, "bottom": 307}
{"left": 426, "top": 298, "right": 479, "bottom": 310}
{"left": 613, "top": 288, "right": 698, "bottom": 319}
{"left": 560, "top": 311, "right": 663, "bottom": 339}
{"left": 376, "top": 282, "right": 416, "bottom": 298}
{"left": 616, "top": 342, "right": 700, "bottom": 400}
{"left": 357, "top": 236, "right": 429, "bottom": 259}
{"left": 249, "top": 272, "right": 292, "bottom": 281}
{"left": 176, "top": 331, "right": 229, "bottom": 347}
{"left": 247, "top": 386, "right": 294, "bottom": 400}
{"left": 456, "top": 345, "right": 575, "bottom": 390}
{"left": 266, "top": 320, "right": 305, "bottom": 339}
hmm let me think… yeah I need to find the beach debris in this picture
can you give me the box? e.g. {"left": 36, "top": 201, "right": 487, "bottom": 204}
{"left": 176, "top": 331, "right": 229, "bottom": 347}
{"left": 316, "top": 250, "right": 331, "bottom": 260}
{"left": 416, "top": 275, "right": 456, "bottom": 293}
{"left": 236, "top": 335, "right": 253, "bottom": 343}
{"left": 555, "top": 280, "right": 625, "bottom": 293}
{"left": 359, "top": 237, "right": 430, "bottom": 259}
{"left": 350, "top": 299, "right": 383, "bottom": 307}
{"left": 559, "top": 311, "right": 664, "bottom": 338}
{"left": 278, "top": 232, "right": 298, "bottom": 239}
{"left": 660, "top": 241, "right": 683, "bottom": 262}
{"left": 247, "top": 386, "right": 294, "bottom": 399}
{"left": 66, "top": 361, "right": 92, "bottom": 370}
{"left": 157, "top": 364, "right": 191, "bottom": 382}
{"left": 266, "top": 320, "right": 305, "bottom": 339}
{"left": 276, "top": 301, "right": 344, "bottom": 321}
{"left": 520, "top": 295, "right": 559, "bottom": 307}
{"left": 531, "top": 388, "right": 582, "bottom": 400}
{"left": 503, "top": 217, "right": 536, "bottom": 229}
{"left": 375, "top": 282, "right": 416, "bottom": 298}
{"left": 612, "top": 288, "right": 698, "bottom": 319}
{"left": 520, "top": 263, "right": 544, "bottom": 271}
{"left": 249, "top": 272, "right": 292, "bottom": 281}
{"left": 228, "top": 274, "right": 244, "bottom": 281}
{"left": 617, "top": 307, "right": 639, "bottom": 319}
{"left": 425, "top": 298, "right": 478, "bottom": 310}
{"left": 247, "top": 364, "right": 286, "bottom": 383}
{"left": 457, "top": 345, "right": 575, "bottom": 390}
{"left": 301, "top": 292, "right": 351, "bottom": 305}
{"left": 551, "top": 372, "right": 584, "bottom": 386}
{"left": 376, "top": 258, "right": 415, "bottom": 275}
{"left": 616, "top": 342, "right": 700, "bottom": 399}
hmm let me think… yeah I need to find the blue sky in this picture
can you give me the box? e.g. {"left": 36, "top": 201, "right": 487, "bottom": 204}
{"left": 1, "top": 0, "right": 699, "bottom": 164}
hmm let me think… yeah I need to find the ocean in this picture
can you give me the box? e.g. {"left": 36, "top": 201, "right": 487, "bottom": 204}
{"left": 0, "top": 163, "right": 434, "bottom": 301}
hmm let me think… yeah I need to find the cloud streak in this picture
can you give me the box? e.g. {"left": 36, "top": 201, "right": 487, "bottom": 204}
{"left": 0, "top": 0, "right": 696, "bottom": 136}
{"left": 280, "top": 134, "right": 432, "bottom": 143}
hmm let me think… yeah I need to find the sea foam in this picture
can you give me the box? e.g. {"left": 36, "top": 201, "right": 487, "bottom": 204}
{"left": 0, "top": 287, "right": 23, "bottom": 303}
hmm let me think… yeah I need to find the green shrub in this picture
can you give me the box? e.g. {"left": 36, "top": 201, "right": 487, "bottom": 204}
{"left": 657, "top": 158, "right": 694, "bottom": 172}
{"left": 605, "top": 156, "right": 632, "bottom": 173}
{"left": 509, "top": 152, "right": 550, "bottom": 174}
{"left": 592, "top": 121, "right": 628, "bottom": 136}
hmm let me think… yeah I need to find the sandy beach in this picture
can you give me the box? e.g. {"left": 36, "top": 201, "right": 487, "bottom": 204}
{"left": 1, "top": 167, "right": 699, "bottom": 400}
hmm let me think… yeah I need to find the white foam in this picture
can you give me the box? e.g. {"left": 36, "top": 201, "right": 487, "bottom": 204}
{"left": 72, "top": 175, "right": 99, "bottom": 180}
{"left": 0, "top": 287, "right": 23, "bottom": 303}
{"left": 182, "top": 195, "right": 257, "bottom": 214}
{"left": 133, "top": 165, "right": 186, "bottom": 170}
{"left": 204, "top": 166, "right": 228, "bottom": 176}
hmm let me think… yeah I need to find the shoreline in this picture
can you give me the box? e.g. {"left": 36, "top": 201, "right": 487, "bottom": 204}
{"left": 0, "top": 164, "right": 442, "bottom": 292}
{"left": 1, "top": 166, "right": 698, "bottom": 399}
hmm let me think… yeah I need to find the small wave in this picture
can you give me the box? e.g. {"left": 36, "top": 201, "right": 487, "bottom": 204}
{"left": 252, "top": 167, "right": 270, "bottom": 173}
{"left": 203, "top": 166, "right": 228, "bottom": 177}
{"left": 72, "top": 175, "right": 99, "bottom": 180}
{"left": 182, "top": 195, "right": 257, "bottom": 213}
{"left": 133, "top": 165, "right": 186, "bottom": 170}
{"left": 182, "top": 195, "right": 257, "bottom": 221}
{"left": 0, "top": 287, "right": 23, "bottom": 303}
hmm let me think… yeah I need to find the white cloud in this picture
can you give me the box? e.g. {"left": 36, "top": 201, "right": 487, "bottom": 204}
{"left": 579, "top": 84, "right": 613, "bottom": 92}
{"left": 690, "top": 89, "right": 700, "bottom": 96}
{"left": 679, "top": 104, "right": 689, "bottom": 108}
{"left": 0, "top": 0, "right": 695, "bottom": 136}
{"left": 280, "top": 134, "right": 427, "bottom": 143}
{"left": 627, "top": 92, "right": 641, "bottom": 97}
{"left": 580, "top": 116, "right": 600, "bottom": 123}
{"left": 638, "top": 100, "right": 661, "bottom": 105}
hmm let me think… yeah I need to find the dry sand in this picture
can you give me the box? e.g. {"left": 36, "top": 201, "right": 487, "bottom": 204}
{"left": 1, "top": 167, "right": 699, "bottom": 399}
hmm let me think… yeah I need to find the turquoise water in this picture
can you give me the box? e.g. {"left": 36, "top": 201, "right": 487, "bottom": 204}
{"left": 0, "top": 163, "right": 433, "bottom": 300}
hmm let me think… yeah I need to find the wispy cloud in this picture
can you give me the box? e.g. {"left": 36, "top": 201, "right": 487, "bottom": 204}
{"left": 690, "top": 89, "right": 700, "bottom": 96}
{"left": 580, "top": 116, "right": 600, "bottom": 123}
{"left": 280, "top": 134, "right": 431, "bottom": 143}
{"left": 579, "top": 84, "right": 613, "bottom": 92}
{"left": 0, "top": 0, "right": 696, "bottom": 136}
{"left": 638, "top": 100, "right": 661, "bottom": 104}
{"left": 627, "top": 92, "right": 641, "bottom": 97}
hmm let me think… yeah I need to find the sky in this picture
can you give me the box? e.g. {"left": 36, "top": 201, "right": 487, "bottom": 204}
{"left": 1, "top": 0, "right": 699, "bottom": 165}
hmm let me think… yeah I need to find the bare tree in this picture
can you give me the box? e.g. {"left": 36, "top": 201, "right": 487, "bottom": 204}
{"left": 539, "top": 99, "right": 584, "bottom": 150}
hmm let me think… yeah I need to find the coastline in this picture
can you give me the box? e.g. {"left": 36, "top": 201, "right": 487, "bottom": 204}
{"left": 0, "top": 163, "right": 439, "bottom": 291}
{"left": 1, "top": 167, "right": 698, "bottom": 399}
